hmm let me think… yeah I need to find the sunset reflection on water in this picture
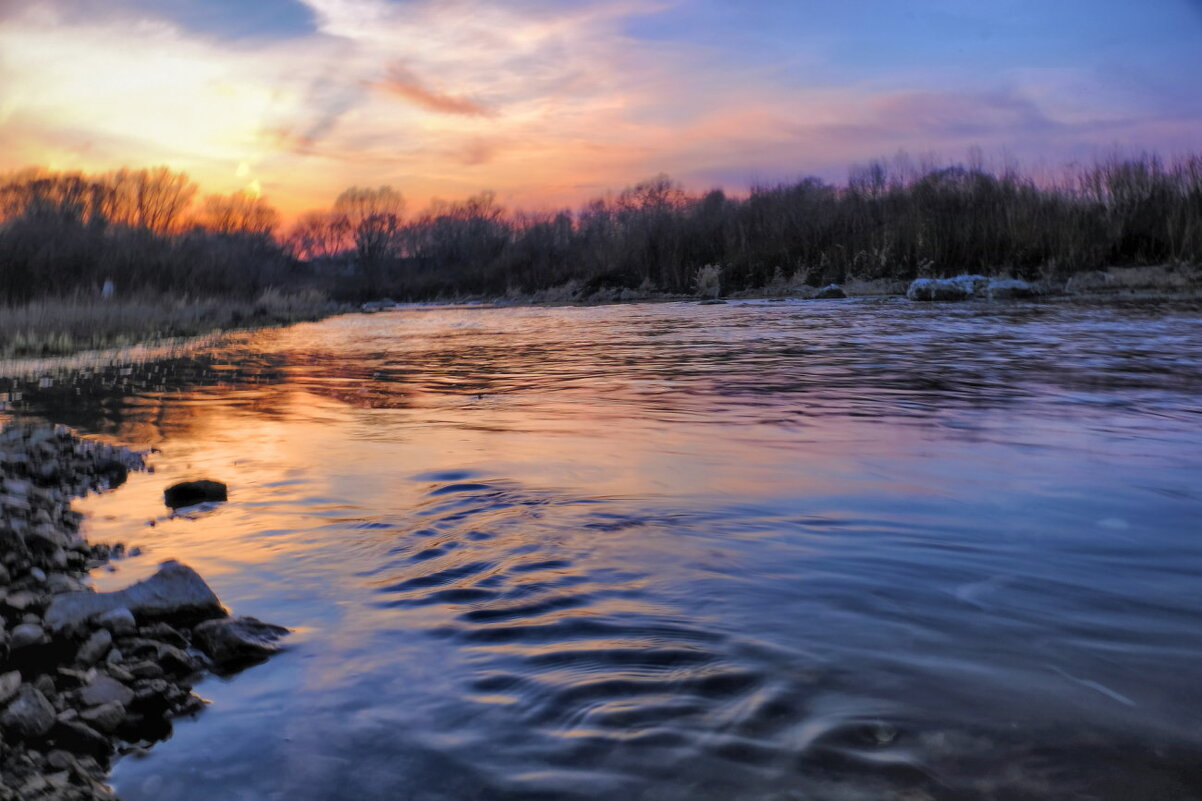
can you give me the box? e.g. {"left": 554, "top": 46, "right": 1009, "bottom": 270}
{"left": 4, "top": 299, "right": 1202, "bottom": 801}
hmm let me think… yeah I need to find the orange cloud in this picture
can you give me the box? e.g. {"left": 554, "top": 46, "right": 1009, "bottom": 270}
{"left": 2, "top": 0, "right": 1198, "bottom": 224}
{"left": 375, "top": 64, "right": 493, "bottom": 117}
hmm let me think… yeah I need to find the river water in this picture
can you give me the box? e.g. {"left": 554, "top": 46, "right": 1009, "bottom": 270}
{"left": 3, "top": 298, "right": 1201, "bottom": 800}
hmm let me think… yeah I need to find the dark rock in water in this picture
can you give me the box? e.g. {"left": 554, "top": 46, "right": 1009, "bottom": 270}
{"left": 698, "top": 299, "right": 727, "bottom": 305}
{"left": 44, "top": 561, "right": 226, "bottom": 634}
{"left": 815, "top": 284, "right": 847, "bottom": 299}
{"left": 1, "top": 686, "right": 56, "bottom": 738}
{"left": 164, "top": 480, "right": 228, "bottom": 508}
{"left": 93, "top": 459, "right": 130, "bottom": 489}
{"left": 194, "top": 617, "right": 290, "bottom": 668}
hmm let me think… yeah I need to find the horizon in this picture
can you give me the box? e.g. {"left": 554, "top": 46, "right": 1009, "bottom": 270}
{"left": 2, "top": 0, "right": 1201, "bottom": 219}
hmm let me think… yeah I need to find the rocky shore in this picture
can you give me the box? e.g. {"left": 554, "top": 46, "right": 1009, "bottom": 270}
{"left": 0, "top": 425, "right": 287, "bottom": 800}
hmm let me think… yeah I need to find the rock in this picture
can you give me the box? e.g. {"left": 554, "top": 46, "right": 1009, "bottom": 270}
{"left": 79, "top": 676, "right": 134, "bottom": 708}
{"left": 10, "top": 623, "right": 46, "bottom": 650}
{"left": 4, "top": 590, "right": 40, "bottom": 612}
{"left": 46, "top": 572, "right": 86, "bottom": 594}
{"left": 49, "top": 720, "right": 110, "bottom": 760}
{"left": 78, "top": 702, "right": 125, "bottom": 734}
{"left": 0, "top": 671, "right": 22, "bottom": 704}
{"left": 1065, "top": 270, "right": 1112, "bottom": 293}
{"left": 163, "top": 480, "right": 227, "bottom": 509}
{"left": 44, "top": 561, "right": 225, "bottom": 634}
{"left": 126, "top": 661, "right": 165, "bottom": 680}
{"left": 138, "top": 622, "right": 186, "bottom": 648}
{"left": 907, "top": 275, "right": 991, "bottom": 301}
{"left": 76, "top": 629, "right": 113, "bottom": 666}
{"left": 193, "top": 617, "right": 290, "bottom": 668}
{"left": 1, "top": 686, "right": 56, "bottom": 738}
{"left": 45, "top": 749, "right": 79, "bottom": 771}
{"left": 95, "top": 607, "right": 136, "bottom": 636}
{"left": 815, "top": 284, "right": 847, "bottom": 299}
{"left": 26, "top": 523, "right": 75, "bottom": 552}
{"left": 985, "top": 278, "right": 1038, "bottom": 299}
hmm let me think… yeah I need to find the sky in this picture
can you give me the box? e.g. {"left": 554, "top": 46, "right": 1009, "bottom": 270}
{"left": 1, "top": 0, "right": 1201, "bottom": 219}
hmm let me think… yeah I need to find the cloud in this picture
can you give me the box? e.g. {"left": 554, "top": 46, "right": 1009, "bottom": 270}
{"left": 375, "top": 64, "right": 493, "bottom": 117}
{"left": 0, "top": 0, "right": 1198, "bottom": 219}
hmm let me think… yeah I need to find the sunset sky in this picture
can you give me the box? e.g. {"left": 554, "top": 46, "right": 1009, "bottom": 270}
{"left": 2, "top": 0, "right": 1200, "bottom": 218}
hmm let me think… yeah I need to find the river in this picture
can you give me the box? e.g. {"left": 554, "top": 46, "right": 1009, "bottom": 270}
{"left": 3, "top": 297, "right": 1201, "bottom": 800}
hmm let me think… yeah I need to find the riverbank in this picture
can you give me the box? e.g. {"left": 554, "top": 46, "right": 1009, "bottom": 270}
{"left": 2, "top": 264, "right": 1198, "bottom": 365}
{"left": 422, "top": 262, "right": 1202, "bottom": 307}
{"left": 0, "top": 425, "right": 287, "bottom": 801}
{"left": 0, "top": 290, "right": 344, "bottom": 360}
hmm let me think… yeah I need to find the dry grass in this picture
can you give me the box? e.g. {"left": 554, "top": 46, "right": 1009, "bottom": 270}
{"left": 0, "top": 289, "right": 337, "bottom": 358}
{"left": 1064, "top": 264, "right": 1202, "bottom": 295}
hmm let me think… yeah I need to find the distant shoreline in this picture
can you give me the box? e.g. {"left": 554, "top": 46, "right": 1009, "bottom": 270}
{"left": 0, "top": 264, "right": 1198, "bottom": 368}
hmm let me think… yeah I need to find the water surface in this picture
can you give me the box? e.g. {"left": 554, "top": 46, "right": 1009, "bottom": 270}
{"left": 4, "top": 298, "right": 1202, "bottom": 800}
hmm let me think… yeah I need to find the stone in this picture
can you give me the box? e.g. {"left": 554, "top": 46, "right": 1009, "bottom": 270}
{"left": 986, "top": 278, "right": 1038, "bottom": 299}
{"left": 26, "top": 523, "right": 75, "bottom": 552}
{"left": 4, "top": 590, "right": 40, "bottom": 612}
{"left": 76, "top": 629, "right": 113, "bottom": 666}
{"left": 44, "top": 561, "right": 225, "bottom": 634}
{"left": 78, "top": 702, "right": 125, "bottom": 734}
{"left": 79, "top": 676, "right": 134, "bottom": 708}
{"left": 46, "top": 572, "right": 86, "bottom": 594}
{"left": 193, "top": 617, "right": 290, "bottom": 668}
{"left": 163, "top": 480, "right": 227, "bottom": 509}
{"left": 50, "top": 720, "right": 110, "bottom": 760}
{"left": 156, "top": 645, "right": 201, "bottom": 676}
{"left": 10, "top": 623, "right": 46, "bottom": 650}
{"left": 0, "top": 671, "right": 22, "bottom": 704}
{"left": 906, "top": 275, "right": 990, "bottom": 301}
{"left": 0, "top": 686, "right": 56, "bottom": 738}
{"left": 95, "top": 607, "right": 136, "bottom": 636}
{"left": 814, "top": 283, "right": 847, "bottom": 299}
{"left": 126, "top": 661, "right": 165, "bottom": 680}
{"left": 139, "top": 622, "right": 186, "bottom": 648}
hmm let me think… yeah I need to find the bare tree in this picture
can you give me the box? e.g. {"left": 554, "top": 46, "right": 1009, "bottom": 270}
{"left": 197, "top": 191, "right": 280, "bottom": 235}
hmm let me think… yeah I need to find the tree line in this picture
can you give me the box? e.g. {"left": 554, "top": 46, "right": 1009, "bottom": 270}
{"left": 2, "top": 152, "right": 1200, "bottom": 305}
{"left": 0, "top": 167, "right": 285, "bottom": 303}
{"left": 285, "top": 152, "right": 1202, "bottom": 300}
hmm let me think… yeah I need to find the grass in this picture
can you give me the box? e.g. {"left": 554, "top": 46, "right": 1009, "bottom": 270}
{"left": 0, "top": 288, "right": 339, "bottom": 359}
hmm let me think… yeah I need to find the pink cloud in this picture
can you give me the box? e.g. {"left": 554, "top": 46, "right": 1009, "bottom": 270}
{"left": 374, "top": 63, "right": 494, "bottom": 117}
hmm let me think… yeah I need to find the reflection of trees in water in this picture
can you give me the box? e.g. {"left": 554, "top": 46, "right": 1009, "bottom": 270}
{"left": 4, "top": 301, "right": 1202, "bottom": 443}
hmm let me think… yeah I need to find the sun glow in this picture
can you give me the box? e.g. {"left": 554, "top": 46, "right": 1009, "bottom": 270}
{"left": 1, "top": 0, "right": 1199, "bottom": 220}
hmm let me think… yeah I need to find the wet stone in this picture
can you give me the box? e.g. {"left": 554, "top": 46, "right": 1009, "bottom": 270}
{"left": 78, "top": 702, "right": 124, "bottom": 734}
{"left": 163, "top": 480, "right": 227, "bottom": 509}
{"left": 1, "top": 686, "right": 57, "bottom": 739}
{"left": 76, "top": 630, "right": 113, "bottom": 666}
{"left": 0, "top": 672, "right": 22, "bottom": 705}
{"left": 10, "top": 623, "right": 46, "bottom": 650}
{"left": 79, "top": 677, "right": 134, "bottom": 709}
{"left": 193, "top": 617, "right": 290, "bottom": 668}
{"left": 95, "top": 608, "right": 136, "bottom": 636}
